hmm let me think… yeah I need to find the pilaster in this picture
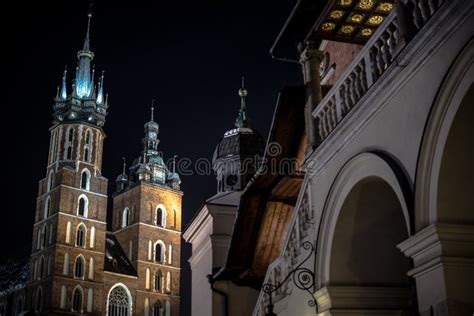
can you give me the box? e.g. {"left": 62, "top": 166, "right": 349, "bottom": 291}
{"left": 397, "top": 223, "right": 474, "bottom": 315}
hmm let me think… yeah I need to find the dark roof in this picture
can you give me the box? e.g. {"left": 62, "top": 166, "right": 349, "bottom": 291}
{"left": 104, "top": 233, "right": 137, "bottom": 277}
{"left": 270, "top": 0, "right": 328, "bottom": 61}
{"left": 213, "top": 128, "right": 265, "bottom": 162}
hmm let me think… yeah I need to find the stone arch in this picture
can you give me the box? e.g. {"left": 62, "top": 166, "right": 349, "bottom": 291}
{"left": 316, "top": 153, "right": 412, "bottom": 284}
{"left": 155, "top": 204, "right": 167, "bottom": 228}
{"left": 153, "top": 240, "right": 166, "bottom": 263}
{"left": 415, "top": 39, "right": 474, "bottom": 231}
{"left": 315, "top": 153, "right": 413, "bottom": 312}
{"left": 80, "top": 168, "right": 91, "bottom": 191}
{"left": 106, "top": 283, "right": 133, "bottom": 316}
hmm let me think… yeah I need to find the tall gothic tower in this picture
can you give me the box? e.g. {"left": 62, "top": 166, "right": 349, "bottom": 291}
{"left": 111, "top": 105, "right": 182, "bottom": 316}
{"left": 27, "top": 11, "right": 110, "bottom": 314}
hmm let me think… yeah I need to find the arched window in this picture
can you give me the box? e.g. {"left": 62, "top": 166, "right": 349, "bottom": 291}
{"left": 47, "top": 170, "right": 54, "bottom": 192}
{"left": 72, "top": 286, "right": 83, "bottom": 312}
{"left": 49, "top": 223, "right": 53, "bottom": 244}
{"left": 88, "top": 257, "right": 95, "bottom": 280}
{"left": 122, "top": 208, "right": 130, "bottom": 228}
{"left": 81, "top": 169, "right": 91, "bottom": 190}
{"left": 154, "top": 271, "right": 162, "bottom": 292}
{"left": 173, "top": 209, "right": 177, "bottom": 228}
{"left": 148, "top": 240, "right": 152, "bottom": 261}
{"left": 66, "top": 221, "right": 72, "bottom": 243}
{"left": 65, "top": 127, "right": 74, "bottom": 160}
{"left": 32, "top": 259, "right": 37, "bottom": 280}
{"left": 153, "top": 301, "right": 162, "bottom": 316}
{"left": 35, "top": 287, "right": 43, "bottom": 312}
{"left": 40, "top": 225, "right": 48, "bottom": 249}
{"left": 154, "top": 242, "right": 165, "bottom": 263}
{"left": 155, "top": 207, "right": 166, "bottom": 227}
{"left": 84, "top": 130, "right": 93, "bottom": 163}
{"left": 165, "top": 300, "right": 170, "bottom": 316}
{"left": 76, "top": 224, "right": 86, "bottom": 247}
{"left": 144, "top": 298, "right": 150, "bottom": 316}
{"left": 15, "top": 297, "right": 24, "bottom": 315}
{"left": 168, "top": 245, "right": 172, "bottom": 264}
{"left": 107, "top": 284, "right": 132, "bottom": 316}
{"left": 77, "top": 195, "right": 88, "bottom": 218}
{"left": 60, "top": 285, "right": 67, "bottom": 309}
{"left": 66, "top": 145, "right": 73, "bottom": 160}
{"left": 90, "top": 226, "right": 96, "bottom": 248}
{"left": 166, "top": 272, "right": 171, "bottom": 293}
{"left": 39, "top": 256, "right": 44, "bottom": 279}
{"left": 87, "top": 288, "right": 93, "bottom": 312}
{"left": 68, "top": 128, "right": 74, "bottom": 142}
{"left": 44, "top": 196, "right": 51, "bottom": 219}
{"left": 63, "top": 253, "right": 69, "bottom": 275}
{"left": 47, "top": 255, "right": 52, "bottom": 275}
{"left": 145, "top": 268, "right": 150, "bottom": 289}
{"left": 36, "top": 229, "right": 41, "bottom": 250}
{"left": 74, "top": 256, "right": 85, "bottom": 279}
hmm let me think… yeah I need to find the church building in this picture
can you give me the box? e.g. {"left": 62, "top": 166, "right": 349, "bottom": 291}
{"left": 0, "top": 11, "right": 182, "bottom": 316}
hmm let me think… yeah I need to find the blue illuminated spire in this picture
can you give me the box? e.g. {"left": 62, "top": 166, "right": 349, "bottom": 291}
{"left": 60, "top": 67, "right": 67, "bottom": 100}
{"left": 75, "top": 10, "right": 94, "bottom": 99}
{"left": 97, "top": 71, "right": 105, "bottom": 104}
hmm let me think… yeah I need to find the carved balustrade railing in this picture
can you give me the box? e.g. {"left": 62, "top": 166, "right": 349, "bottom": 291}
{"left": 312, "top": 0, "right": 446, "bottom": 146}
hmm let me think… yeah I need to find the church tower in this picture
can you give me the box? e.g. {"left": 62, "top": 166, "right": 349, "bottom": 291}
{"left": 27, "top": 10, "right": 110, "bottom": 314}
{"left": 184, "top": 79, "right": 265, "bottom": 316}
{"left": 111, "top": 104, "right": 182, "bottom": 316}
{"left": 212, "top": 78, "right": 266, "bottom": 193}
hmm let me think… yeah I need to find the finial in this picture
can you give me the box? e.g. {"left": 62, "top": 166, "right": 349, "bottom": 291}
{"left": 238, "top": 76, "right": 248, "bottom": 99}
{"left": 60, "top": 66, "right": 68, "bottom": 100}
{"left": 97, "top": 70, "right": 105, "bottom": 104}
{"left": 235, "top": 76, "right": 250, "bottom": 128}
{"left": 122, "top": 157, "right": 127, "bottom": 175}
{"left": 173, "top": 155, "right": 177, "bottom": 173}
{"left": 151, "top": 99, "right": 155, "bottom": 122}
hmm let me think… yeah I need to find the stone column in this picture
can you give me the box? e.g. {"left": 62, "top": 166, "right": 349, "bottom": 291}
{"left": 397, "top": 224, "right": 474, "bottom": 316}
{"left": 299, "top": 41, "right": 325, "bottom": 155}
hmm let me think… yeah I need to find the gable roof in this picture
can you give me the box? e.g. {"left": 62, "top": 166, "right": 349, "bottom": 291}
{"left": 104, "top": 233, "right": 137, "bottom": 277}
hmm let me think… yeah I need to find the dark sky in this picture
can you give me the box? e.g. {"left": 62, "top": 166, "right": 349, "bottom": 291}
{"left": 3, "top": 0, "right": 301, "bottom": 312}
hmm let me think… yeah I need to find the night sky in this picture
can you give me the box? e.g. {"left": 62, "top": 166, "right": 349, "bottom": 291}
{"left": 3, "top": 0, "right": 301, "bottom": 312}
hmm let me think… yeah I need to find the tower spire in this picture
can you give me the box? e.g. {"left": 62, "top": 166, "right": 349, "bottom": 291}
{"left": 151, "top": 99, "right": 155, "bottom": 122}
{"left": 83, "top": 4, "right": 93, "bottom": 51}
{"left": 235, "top": 76, "right": 250, "bottom": 128}
{"left": 75, "top": 5, "right": 95, "bottom": 99}
{"left": 173, "top": 155, "right": 177, "bottom": 173}
{"left": 122, "top": 157, "right": 127, "bottom": 175}
{"left": 97, "top": 71, "right": 105, "bottom": 104}
{"left": 60, "top": 66, "right": 67, "bottom": 100}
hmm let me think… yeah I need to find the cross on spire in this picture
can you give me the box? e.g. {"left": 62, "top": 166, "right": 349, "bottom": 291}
{"left": 122, "top": 157, "right": 127, "bottom": 175}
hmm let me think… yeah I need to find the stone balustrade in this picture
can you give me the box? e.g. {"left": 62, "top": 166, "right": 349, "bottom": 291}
{"left": 312, "top": 0, "right": 446, "bottom": 146}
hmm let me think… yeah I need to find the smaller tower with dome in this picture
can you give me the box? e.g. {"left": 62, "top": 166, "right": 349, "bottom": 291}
{"left": 111, "top": 101, "right": 183, "bottom": 316}
{"left": 212, "top": 77, "right": 265, "bottom": 193}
